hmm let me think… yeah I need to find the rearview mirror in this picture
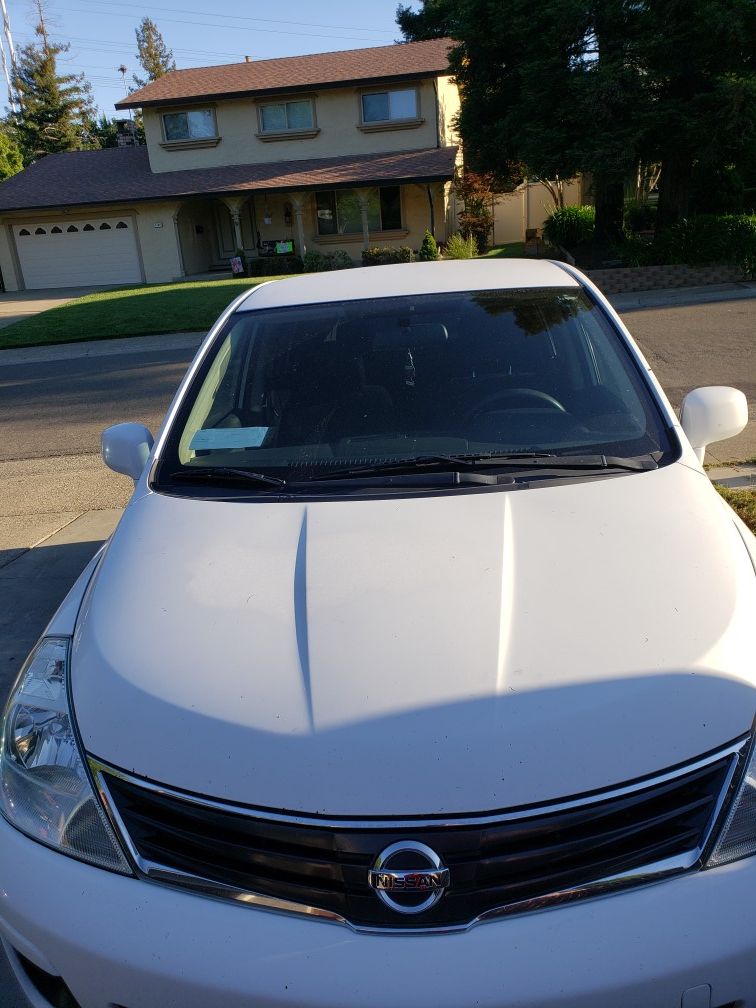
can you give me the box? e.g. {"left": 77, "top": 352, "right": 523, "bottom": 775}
{"left": 679, "top": 386, "right": 748, "bottom": 464}
{"left": 101, "top": 423, "right": 154, "bottom": 481}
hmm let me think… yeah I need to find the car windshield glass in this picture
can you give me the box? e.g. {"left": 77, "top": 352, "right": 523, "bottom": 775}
{"left": 158, "top": 288, "right": 673, "bottom": 481}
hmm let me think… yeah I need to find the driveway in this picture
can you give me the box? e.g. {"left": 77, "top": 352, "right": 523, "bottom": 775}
{"left": 0, "top": 287, "right": 99, "bottom": 328}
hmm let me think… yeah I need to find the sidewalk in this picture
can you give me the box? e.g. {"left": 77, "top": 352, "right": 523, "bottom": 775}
{"left": 0, "top": 509, "right": 120, "bottom": 693}
{"left": 706, "top": 463, "right": 756, "bottom": 489}
{"left": 609, "top": 280, "right": 756, "bottom": 312}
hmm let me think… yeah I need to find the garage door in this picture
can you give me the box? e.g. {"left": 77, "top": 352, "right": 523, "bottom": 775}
{"left": 14, "top": 217, "right": 142, "bottom": 289}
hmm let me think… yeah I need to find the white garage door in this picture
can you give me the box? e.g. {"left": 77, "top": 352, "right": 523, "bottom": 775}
{"left": 14, "top": 217, "right": 142, "bottom": 289}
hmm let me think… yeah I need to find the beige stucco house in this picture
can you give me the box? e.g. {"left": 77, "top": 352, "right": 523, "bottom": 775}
{"left": 0, "top": 39, "right": 459, "bottom": 291}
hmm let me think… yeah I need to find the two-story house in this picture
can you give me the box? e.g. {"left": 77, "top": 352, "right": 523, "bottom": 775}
{"left": 0, "top": 38, "right": 458, "bottom": 290}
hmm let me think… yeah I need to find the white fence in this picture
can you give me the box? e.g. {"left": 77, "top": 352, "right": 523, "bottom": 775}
{"left": 491, "top": 179, "right": 584, "bottom": 245}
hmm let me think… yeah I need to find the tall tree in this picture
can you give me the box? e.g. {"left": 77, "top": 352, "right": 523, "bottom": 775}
{"left": 397, "top": 0, "right": 645, "bottom": 258}
{"left": 133, "top": 17, "right": 176, "bottom": 88}
{"left": 10, "top": 3, "right": 97, "bottom": 164}
{"left": 638, "top": 0, "right": 756, "bottom": 229}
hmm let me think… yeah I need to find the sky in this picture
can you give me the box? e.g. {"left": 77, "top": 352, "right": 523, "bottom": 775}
{"left": 2, "top": 0, "right": 422, "bottom": 116}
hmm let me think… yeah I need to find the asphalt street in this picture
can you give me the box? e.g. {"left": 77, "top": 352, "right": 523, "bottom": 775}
{"left": 2, "top": 343, "right": 193, "bottom": 462}
{"left": 0, "top": 293, "right": 754, "bottom": 1005}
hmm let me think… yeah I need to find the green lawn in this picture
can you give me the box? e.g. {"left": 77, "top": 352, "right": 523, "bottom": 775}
{"left": 0, "top": 277, "right": 290, "bottom": 350}
{"left": 482, "top": 242, "right": 526, "bottom": 258}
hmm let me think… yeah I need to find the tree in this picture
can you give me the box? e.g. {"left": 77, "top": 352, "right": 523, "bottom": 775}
{"left": 397, "top": 0, "right": 646, "bottom": 259}
{"left": 453, "top": 167, "right": 495, "bottom": 249}
{"left": 85, "top": 113, "right": 119, "bottom": 149}
{"left": 10, "top": 7, "right": 96, "bottom": 165}
{"left": 0, "top": 125, "right": 23, "bottom": 180}
{"left": 133, "top": 17, "right": 176, "bottom": 88}
{"left": 637, "top": 0, "right": 756, "bottom": 229}
{"left": 398, "top": 0, "right": 756, "bottom": 243}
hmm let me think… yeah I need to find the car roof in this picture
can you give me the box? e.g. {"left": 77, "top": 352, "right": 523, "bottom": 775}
{"left": 237, "top": 258, "right": 580, "bottom": 311}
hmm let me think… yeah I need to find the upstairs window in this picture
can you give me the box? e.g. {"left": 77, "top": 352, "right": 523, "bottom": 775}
{"left": 162, "top": 108, "right": 216, "bottom": 142}
{"left": 361, "top": 88, "right": 417, "bottom": 124}
{"left": 259, "top": 100, "right": 314, "bottom": 133}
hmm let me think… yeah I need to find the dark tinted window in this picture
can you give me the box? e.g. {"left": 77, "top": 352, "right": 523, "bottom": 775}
{"left": 160, "top": 290, "right": 672, "bottom": 477}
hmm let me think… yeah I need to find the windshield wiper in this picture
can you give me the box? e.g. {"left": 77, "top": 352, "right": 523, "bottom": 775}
{"left": 455, "top": 452, "right": 659, "bottom": 472}
{"left": 307, "top": 452, "right": 658, "bottom": 481}
{"left": 169, "top": 467, "right": 286, "bottom": 488}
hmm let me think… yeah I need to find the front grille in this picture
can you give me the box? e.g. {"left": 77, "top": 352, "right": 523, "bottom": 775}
{"left": 100, "top": 749, "right": 737, "bottom": 930}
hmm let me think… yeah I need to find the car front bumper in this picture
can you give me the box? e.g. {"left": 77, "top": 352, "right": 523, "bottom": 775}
{"left": 1, "top": 814, "right": 755, "bottom": 1008}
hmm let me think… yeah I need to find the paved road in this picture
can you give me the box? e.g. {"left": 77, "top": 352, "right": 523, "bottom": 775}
{"left": 624, "top": 297, "right": 756, "bottom": 463}
{"left": 2, "top": 343, "right": 193, "bottom": 462}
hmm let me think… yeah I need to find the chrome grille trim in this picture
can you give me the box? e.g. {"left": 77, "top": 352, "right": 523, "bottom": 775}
{"left": 90, "top": 737, "right": 748, "bottom": 935}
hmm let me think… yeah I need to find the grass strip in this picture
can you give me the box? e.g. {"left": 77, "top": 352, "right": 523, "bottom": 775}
{"left": 0, "top": 277, "right": 289, "bottom": 350}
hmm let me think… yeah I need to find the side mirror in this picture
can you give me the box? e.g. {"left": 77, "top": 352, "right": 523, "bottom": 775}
{"left": 679, "top": 386, "right": 748, "bottom": 464}
{"left": 101, "top": 423, "right": 154, "bottom": 481}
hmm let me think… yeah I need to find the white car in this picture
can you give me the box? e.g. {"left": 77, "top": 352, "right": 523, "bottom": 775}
{"left": 1, "top": 259, "right": 754, "bottom": 1008}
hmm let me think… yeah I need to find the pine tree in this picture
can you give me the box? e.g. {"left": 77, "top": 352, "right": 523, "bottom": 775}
{"left": 10, "top": 7, "right": 96, "bottom": 165}
{"left": 0, "top": 122, "right": 23, "bottom": 180}
{"left": 133, "top": 18, "right": 176, "bottom": 88}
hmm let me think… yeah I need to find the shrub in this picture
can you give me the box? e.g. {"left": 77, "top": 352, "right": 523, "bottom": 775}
{"left": 543, "top": 205, "right": 596, "bottom": 249}
{"left": 418, "top": 230, "right": 440, "bottom": 262}
{"left": 444, "top": 232, "right": 478, "bottom": 259}
{"left": 302, "top": 249, "right": 353, "bottom": 272}
{"left": 614, "top": 233, "right": 658, "bottom": 268}
{"left": 624, "top": 200, "right": 656, "bottom": 234}
{"left": 361, "top": 245, "right": 414, "bottom": 266}
{"left": 653, "top": 214, "right": 756, "bottom": 274}
{"left": 245, "top": 255, "right": 303, "bottom": 277}
{"left": 331, "top": 249, "right": 354, "bottom": 270}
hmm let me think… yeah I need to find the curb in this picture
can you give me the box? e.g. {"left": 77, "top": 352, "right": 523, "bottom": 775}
{"left": 0, "top": 330, "right": 206, "bottom": 367}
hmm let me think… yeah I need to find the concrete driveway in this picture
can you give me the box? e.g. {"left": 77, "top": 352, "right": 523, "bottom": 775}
{"left": 0, "top": 287, "right": 99, "bottom": 328}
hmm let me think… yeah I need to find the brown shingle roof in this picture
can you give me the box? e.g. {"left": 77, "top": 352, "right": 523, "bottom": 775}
{"left": 117, "top": 38, "right": 453, "bottom": 109}
{"left": 0, "top": 145, "right": 457, "bottom": 213}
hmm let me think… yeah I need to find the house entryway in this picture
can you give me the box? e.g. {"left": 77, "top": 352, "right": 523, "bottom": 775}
{"left": 176, "top": 198, "right": 258, "bottom": 275}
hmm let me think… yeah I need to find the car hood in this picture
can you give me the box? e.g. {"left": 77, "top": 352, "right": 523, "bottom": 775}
{"left": 73, "top": 464, "right": 756, "bottom": 816}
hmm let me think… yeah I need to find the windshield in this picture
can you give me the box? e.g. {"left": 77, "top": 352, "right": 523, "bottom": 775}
{"left": 157, "top": 288, "right": 673, "bottom": 483}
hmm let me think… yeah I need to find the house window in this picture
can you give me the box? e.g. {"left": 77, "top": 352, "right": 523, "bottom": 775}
{"left": 67, "top": 225, "right": 78, "bottom": 232}
{"left": 315, "top": 187, "right": 402, "bottom": 236}
{"left": 162, "top": 108, "right": 216, "bottom": 142}
{"left": 259, "top": 100, "right": 314, "bottom": 133}
{"left": 51, "top": 226, "right": 62, "bottom": 233}
{"left": 19, "top": 228, "right": 30, "bottom": 236}
{"left": 116, "top": 221, "right": 128, "bottom": 229}
{"left": 361, "top": 88, "right": 417, "bottom": 124}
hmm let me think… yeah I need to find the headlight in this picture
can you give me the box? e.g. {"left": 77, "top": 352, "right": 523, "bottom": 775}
{"left": 0, "top": 636, "right": 131, "bottom": 873}
{"left": 706, "top": 737, "right": 756, "bottom": 868}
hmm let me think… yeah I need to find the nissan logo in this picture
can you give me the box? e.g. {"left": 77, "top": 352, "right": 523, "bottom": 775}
{"left": 368, "top": 841, "right": 450, "bottom": 915}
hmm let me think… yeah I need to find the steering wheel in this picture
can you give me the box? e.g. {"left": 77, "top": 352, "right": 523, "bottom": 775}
{"left": 465, "top": 387, "right": 567, "bottom": 420}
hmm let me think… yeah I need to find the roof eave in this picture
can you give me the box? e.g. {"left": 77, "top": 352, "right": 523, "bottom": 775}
{"left": 115, "top": 69, "right": 450, "bottom": 111}
{"left": 0, "top": 169, "right": 454, "bottom": 215}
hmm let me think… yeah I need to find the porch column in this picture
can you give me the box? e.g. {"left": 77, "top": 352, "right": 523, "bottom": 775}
{"left": 171, "top": 206, "right": 186, "bottom": 277}
{"left": 356, "top": 190, "right": 371, "bottom": 251}
{"left": 290, "top": 193, "right": 307, "bottom": 256}
{"left": 222, "top": 197, "right": 245, "bottom": 251}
